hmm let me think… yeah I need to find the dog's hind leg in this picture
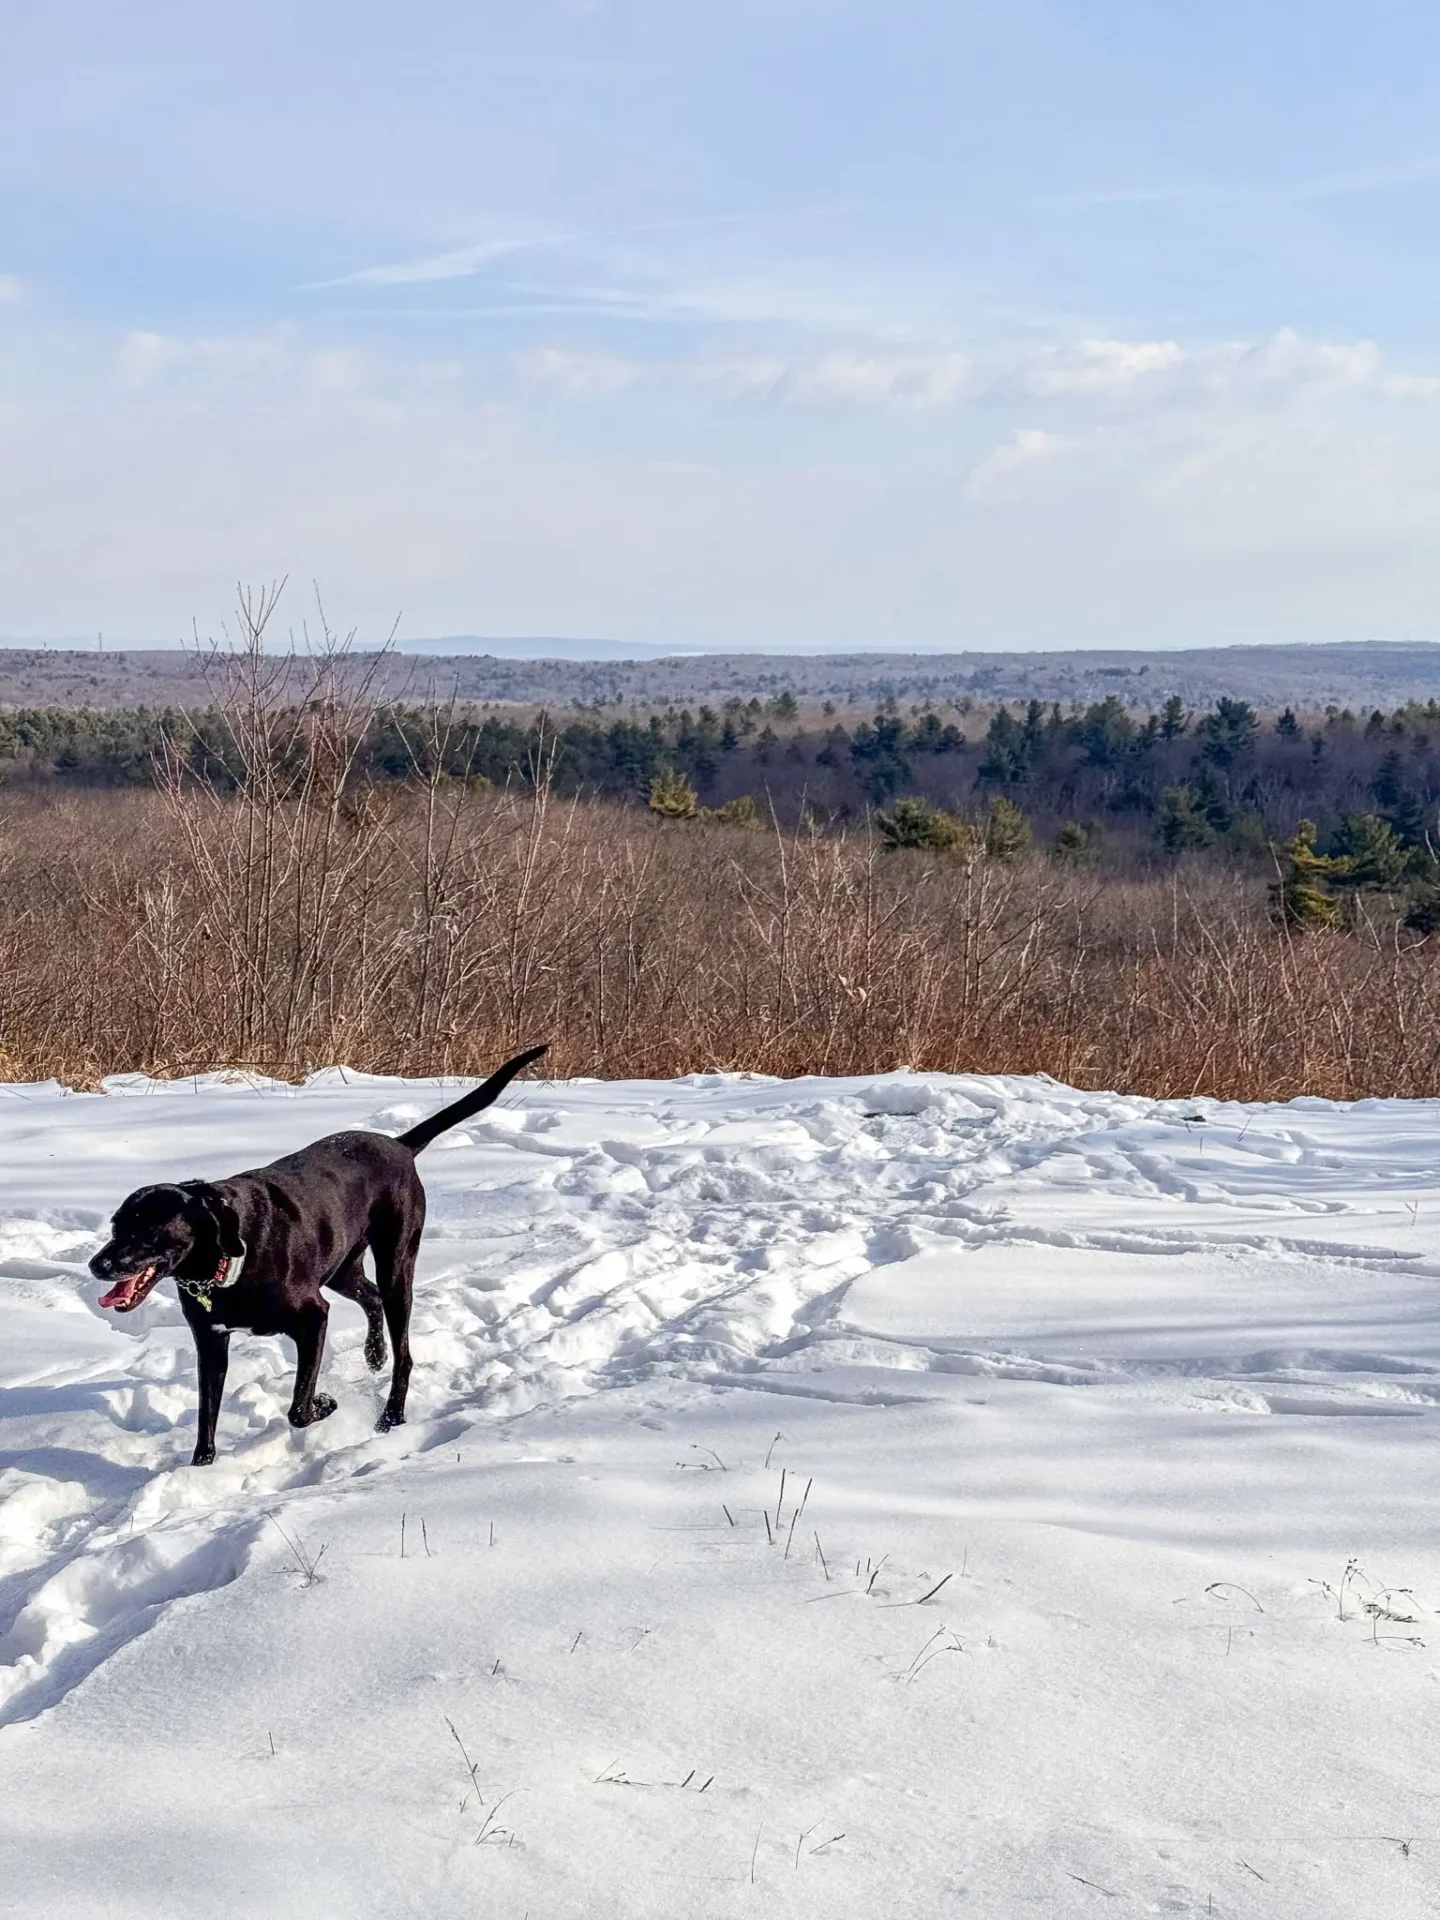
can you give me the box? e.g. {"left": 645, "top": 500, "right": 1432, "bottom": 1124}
{"left": 325, "top": 1248, "right": 388, "bottom": 1371}
{"left": 372, "top": 1203, "right": 422, "bottom": 1432}
{"left": 286, "top": 1299, "right": 337, "bottom": 1429}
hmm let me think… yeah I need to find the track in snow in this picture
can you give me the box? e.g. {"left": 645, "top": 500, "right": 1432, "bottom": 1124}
{"left": 1, "top": 1067, "right": 1438, "bottom": 1727}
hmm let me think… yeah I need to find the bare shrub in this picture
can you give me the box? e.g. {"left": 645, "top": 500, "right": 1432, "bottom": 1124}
{"left": 0, "top": 622, "right": 1438, "bottom": 1100}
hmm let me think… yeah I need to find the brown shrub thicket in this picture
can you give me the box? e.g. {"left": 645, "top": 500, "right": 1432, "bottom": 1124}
{"left": 1, "top": 778, "right": 1438, "bottom": 1100}
{"left": 0, "top": 603, "right": 1437, "bottom": 1101}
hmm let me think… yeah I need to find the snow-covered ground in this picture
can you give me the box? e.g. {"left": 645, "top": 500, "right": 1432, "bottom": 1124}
{"left": 2, "top": 1067, "right": 1440, "bottom": 1917}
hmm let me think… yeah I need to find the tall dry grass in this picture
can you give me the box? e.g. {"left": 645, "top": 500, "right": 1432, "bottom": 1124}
{"left": 1, "top": 778, "right": 1438, "bottom": 1100}
{"left": 0, "top": 604, "right": 1437, "bottom": 1101}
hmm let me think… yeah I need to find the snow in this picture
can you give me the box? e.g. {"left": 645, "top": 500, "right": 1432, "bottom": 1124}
{"left": 2, "top": 1067, "right": 1440, "bottom": 1914}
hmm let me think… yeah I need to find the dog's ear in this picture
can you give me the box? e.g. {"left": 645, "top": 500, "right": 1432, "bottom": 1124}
{"left": 180, "top": 1182, "right": 244, "bottom": 1258}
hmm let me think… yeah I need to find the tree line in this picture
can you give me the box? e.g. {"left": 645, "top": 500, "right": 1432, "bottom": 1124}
{"left": 2, "top": 690, "right": 1439, "bottom": 883}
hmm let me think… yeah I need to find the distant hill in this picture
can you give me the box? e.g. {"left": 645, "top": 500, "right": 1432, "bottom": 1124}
{"left": 0, "top": 640, "right": 1438, "bottom": 713}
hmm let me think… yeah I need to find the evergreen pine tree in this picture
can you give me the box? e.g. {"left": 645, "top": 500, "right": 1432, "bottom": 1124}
{"left": 1199, "top": 697, "right": 1258, "bottom": 767}
{"left": 1384, "top": 789, "right": 1431, "bottom": 854}
{"left": 1270, "top": 821, "right": 1347, "bottom": 928}
{"left": 1159, "top": 694, "right": 1189, "bottom": 740}
{"left": 1052, "top": 820, "right": 1093, "bottom": 863}
{"left": 1371, "top": 750, "right": 1406, "bottom": 809}
{"left": 875, "top": 796, "right": 974, "bottom": 853}
{"left": 1157, "top": 785, "right": 1215, "bottom": 852}
{"left": 648, "top": 766, "right": 700, "bottom": 819}
{"left": 1328, "top": 812, "right": 1407, "bottom": 890}
{"left": 1403, "top": 881, "right": 1440, "bottom": 936}
{"left": 985, "top": 796, "right": 1032, "bottom": 860}
{"left": 706, "top": 793, "right": 759, "bottom": 827}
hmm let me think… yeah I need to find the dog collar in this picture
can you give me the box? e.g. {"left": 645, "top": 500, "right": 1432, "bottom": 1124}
{"left": 178, "top": 1243, "right": 247, "bottom": 1312}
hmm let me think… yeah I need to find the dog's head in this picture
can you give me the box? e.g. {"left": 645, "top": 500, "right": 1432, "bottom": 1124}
{"left": 90, "top": 1182, "right": 242, "bottom": 1313}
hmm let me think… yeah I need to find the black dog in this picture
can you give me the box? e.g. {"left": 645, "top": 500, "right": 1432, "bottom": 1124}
{"left": 89, "top": 1046, "right": 547, "bottom": 1464}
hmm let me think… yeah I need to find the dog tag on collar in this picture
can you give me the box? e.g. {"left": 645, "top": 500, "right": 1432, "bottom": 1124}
{"left": 219, "top": 1242, "right": 247, "bottom": 1289}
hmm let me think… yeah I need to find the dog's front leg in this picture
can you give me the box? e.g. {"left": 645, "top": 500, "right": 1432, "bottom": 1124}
{"left": 287, "top": 1300, "right": 337, "bottom": 1429}
{"left": 192, "top": 1322, "right": 230, "bottom": 1466}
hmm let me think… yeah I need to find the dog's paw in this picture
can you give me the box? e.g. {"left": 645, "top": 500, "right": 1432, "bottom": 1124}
{"left": 289, "top": 1393, "right": 338, "bottom": 1429}
{"left": 191, "top": 1446, "right": 216, "bottom": 1467}
{"left": 364, "top": 1334, "right": 388, "bottom": 1372}
{"left": 376, "top": 1406, "right": 406, "bottom": 1433}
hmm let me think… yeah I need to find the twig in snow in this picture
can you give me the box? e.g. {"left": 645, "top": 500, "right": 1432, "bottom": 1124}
{"left": 474, "top": 1790, "right": 518, "bottom": 1846}
{"left": 750, "top": 1827, "right": 762, "bottom": 1885}
{"left": 1206, "top": 1580, "right": 1263, "bottom": 1612}
{"left": 764, "top": 1432, "right": 783, "bottom": 1469}
{"left": 268, "top": 1514, "right": 327, "bottom": 1587}
{"left": 814, "top": 1533, "right": 831, "bottom": 1581}
{"left": 896, "top": 1627, "right": 963, "bottom": 1683}
{"left": 722, "top": 1503, "right": 736, "bottom": 1527}
{"left": 794, "top": 1477, "right": 813, "bottom": 1526}
{"left": 446, "top": 1715, "right": 483, "bottom": 1801}
{"left": 1065, "top": 1871, "right": 1116, "bottom": 1896}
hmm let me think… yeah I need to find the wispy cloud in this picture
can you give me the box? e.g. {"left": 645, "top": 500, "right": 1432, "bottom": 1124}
{"left": 1005, "top": 329, "right": 1437, "bottom": 411}
{"left": 1044, "top": 157, "right": 1440, "bottom": 212}
{"left": 699, "top": 348, "right": 971, "bottom": 409}
{"left": 512, "top": 346, "right": 638, "bottom": 396}
{"left": 0, "top": 274, "right": 29, "bottom": 305}
{"left": 966, "top": 428, "right": 1064, "bottom": 501}
{"left": 1021, "top": 338, "right": 1185, "bottom": 396}
{"left": 118, "top": 326, "right": 374, "bottom": 399}
{"left": 316, "top": 235, "right": 558, "bottom": 289}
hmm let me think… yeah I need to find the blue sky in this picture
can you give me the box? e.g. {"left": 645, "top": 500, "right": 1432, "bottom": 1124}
{"left": 2, "top": 0, "right": 1439, "bottom": 648}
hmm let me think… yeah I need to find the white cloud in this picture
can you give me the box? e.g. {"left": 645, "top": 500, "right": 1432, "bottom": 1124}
{"left": 0, "top": 274, "right": 28, "bottom": 305}
{"left": 512, "top": 346, "right": 638, "bottom": 396}
{"left": 120, "top": 328, "right": 293, "bottom": 387}
{"left": 1024, "top": 338, "right": 1185, "bottom": 396}
{"left": 699, "top": 348, "right": 970, "bottom": 409}
{"left": 118, "top": 327, "right": 372, "bottom": 398}
{"left": 1216, "top": 327, "right": 1379, "bottom": 393}
{"left": 994, "top": 328, "right": 1440, "bottom": 428}
{"left": 320, "top": 236, "right": 555, "bottom": 288}
{"left": 5, "top": 315, "right": 1440, "bottom": 647}
{"left": 966, "top": 428, "right": 1065, "bottom": 500}
{"left": 1382, "top": 372, "right": 1440, "bottom": 398}
{"left": 808, "top": 350, "right": 970, "bottom": 407}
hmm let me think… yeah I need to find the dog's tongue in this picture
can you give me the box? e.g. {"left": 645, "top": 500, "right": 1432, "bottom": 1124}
{"left": 98, "top": 1266, "right": 154, "bottom": 1311}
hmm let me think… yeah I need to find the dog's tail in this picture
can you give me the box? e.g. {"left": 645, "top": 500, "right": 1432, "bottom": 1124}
{"left": 396, "top": 1045, "right": 549, "bottom": 1155}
